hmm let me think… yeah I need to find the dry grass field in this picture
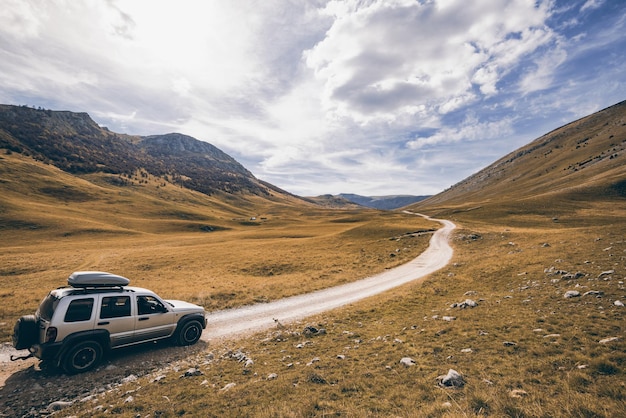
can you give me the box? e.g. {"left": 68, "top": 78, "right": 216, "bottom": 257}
{"left": 0, "top": 151, "right": 436, "bottom": 342}
{"left": 54, "top": 198, "right": 625, "bottom": 417}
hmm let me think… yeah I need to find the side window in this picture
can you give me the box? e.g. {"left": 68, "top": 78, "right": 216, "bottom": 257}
{"left": 137, "top": 296, "right": 167, "bottom": 315}
{"left": 100, "top": 296, "right": 131, "bottom": 319}
{"left": 64, "top": 298, "right": 94, "bottom": 322}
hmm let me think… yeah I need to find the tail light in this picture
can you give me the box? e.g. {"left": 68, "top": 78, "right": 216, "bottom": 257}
{"left": 45, "top": 327, "right": 57, "bottom": 343}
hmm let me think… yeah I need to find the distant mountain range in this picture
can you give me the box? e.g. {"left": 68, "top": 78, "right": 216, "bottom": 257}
{"left": 337, "top": 194, "right": 430, "bottom": 210}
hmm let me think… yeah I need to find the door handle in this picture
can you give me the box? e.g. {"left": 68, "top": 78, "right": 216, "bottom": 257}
{"left": 138, "top": 317, "right": 149, "bottom": 321}
{"left": 98, "top": 321, "right": 110, "bottom": 325}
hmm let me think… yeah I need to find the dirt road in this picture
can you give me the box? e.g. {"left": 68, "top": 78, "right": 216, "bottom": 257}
{"left": 203, "top": 215, "right": 455, "bottom": 339}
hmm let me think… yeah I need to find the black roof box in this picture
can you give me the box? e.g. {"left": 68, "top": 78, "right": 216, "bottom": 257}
{"left": 68, "top": 271, "right": 130, "bottom": 288}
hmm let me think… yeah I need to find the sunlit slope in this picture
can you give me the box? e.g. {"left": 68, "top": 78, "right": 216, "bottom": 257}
{"left": 413, "top": 100, "right": 626, "bottom": 217}
{"left": 0, "top": 151, "right": 312, "bottom": 239}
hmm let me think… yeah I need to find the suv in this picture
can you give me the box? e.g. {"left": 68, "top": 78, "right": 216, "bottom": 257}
{"left": 12, "top": 271, "right": 207, "bottom": 374}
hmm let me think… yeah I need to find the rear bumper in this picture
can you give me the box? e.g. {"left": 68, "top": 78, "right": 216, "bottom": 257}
{"left": 30, "top": 342, "right": 63, "bottom": 362}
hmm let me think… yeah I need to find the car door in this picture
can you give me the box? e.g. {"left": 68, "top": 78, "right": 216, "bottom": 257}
{"left": 133, "top": 294, "right": 177, "bottom": 341}
{"left": 97, "top": 295, "right": 134, "bottom": 347}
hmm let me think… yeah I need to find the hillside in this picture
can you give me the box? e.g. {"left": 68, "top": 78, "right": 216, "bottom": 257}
{"left": 338, "top": 193, "right": 430, "bottom": 210}
{"left": 414, "top": 100, "right": 626, "bottom": 217}
{"left": 0, "top": 104, "right": 291, "bottom": 198}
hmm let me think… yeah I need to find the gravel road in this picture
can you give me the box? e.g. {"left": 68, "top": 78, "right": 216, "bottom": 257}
{"left": 203, "top": 215, "right": 455, "bottom": 339}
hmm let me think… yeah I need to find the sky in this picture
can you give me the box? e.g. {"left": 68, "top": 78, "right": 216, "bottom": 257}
{"left": 1, "top": 0, "right": 625, "bottom": 197}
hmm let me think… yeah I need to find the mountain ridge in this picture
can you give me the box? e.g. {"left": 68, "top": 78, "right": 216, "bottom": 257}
{"left": 0, "top": 104, "right": 288, "bottom": 198}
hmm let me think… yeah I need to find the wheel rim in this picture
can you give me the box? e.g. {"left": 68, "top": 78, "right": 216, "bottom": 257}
{"left": 73, "top": 346, "right": 97, "bottom": 370}
{"left": 183, "top": 324, "right": 200, "bottom": 343}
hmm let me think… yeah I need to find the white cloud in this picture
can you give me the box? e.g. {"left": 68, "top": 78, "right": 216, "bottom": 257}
{"left": 304, "top": 0, "right": 555, "bottom": 124}
{"left": 581, "top": 0, "right": 605, "bottom": 13}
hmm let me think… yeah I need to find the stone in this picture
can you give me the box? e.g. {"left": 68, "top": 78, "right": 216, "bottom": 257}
{"left": 509, "top": 389, "right": 528, "bottom": 398}
{"left": 267, "top": 373, "right": 278, "bottom": 380}
{"left": 614, "top": 300, "right": 624, "bottom": 307}
{"left": 400, "top": 357, "right": 416, "bottom": 367}
{"left": 220, "top": 383, "right": 236, "bottom": 391}
{"left": 438, "top": 369, "right": 465, "bottom": 388}
{"left": 503, "top": 341, "right": 517, "bottom": 347}
{"left": 564, "top": 290, "right": 581, "bottom": 298}
{"left": 48, "top": 401, "right": 73, "bottom": 411}
{"left": 599, "top": 337, "right": 620, "bottom": 344}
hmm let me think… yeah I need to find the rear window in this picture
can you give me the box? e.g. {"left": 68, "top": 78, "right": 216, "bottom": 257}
{"left": 37, "top": 294, "right": 61, "bottom": 321}
{"left": 64, "top": 298, "right": 94, "bottom": 322}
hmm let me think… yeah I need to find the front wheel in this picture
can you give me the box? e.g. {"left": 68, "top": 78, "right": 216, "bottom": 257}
{"left": 176, "top": 320, "right": 203, "bottom": 346}
{"left": 62, "top": 340, "right": 103, "bottom": 374}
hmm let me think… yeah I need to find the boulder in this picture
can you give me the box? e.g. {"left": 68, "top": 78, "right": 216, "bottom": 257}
{"left": 438, "top": 369, "right": 465, "bottom": 388}
{"left": 400, "top": 357, "right": 416, "bottom": 367}
{"left": 564, "top": 290, "right": 581, "bottom": 298}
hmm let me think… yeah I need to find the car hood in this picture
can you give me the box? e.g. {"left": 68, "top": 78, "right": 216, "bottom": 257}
{"left": 165, "top": 300, "right": 205, "bottom": 313}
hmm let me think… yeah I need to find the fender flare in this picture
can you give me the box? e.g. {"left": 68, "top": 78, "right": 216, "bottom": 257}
{"left": 55, "top": 330, "right": 111, "bottom": 366}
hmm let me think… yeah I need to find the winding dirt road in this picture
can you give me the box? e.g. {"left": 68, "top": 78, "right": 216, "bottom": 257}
{"left": 203, "top": 215, "right": 455, "bottom": 340}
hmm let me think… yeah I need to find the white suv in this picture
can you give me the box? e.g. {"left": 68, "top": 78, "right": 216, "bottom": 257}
{"left": 12, "top": 271, "right": 207, "bottom": 374}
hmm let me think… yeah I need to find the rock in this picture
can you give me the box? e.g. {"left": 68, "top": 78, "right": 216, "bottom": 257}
{"left": 460, "top": 348, "right": 473, "bottom": 353}
{"left": 220, "top": 383, "right": 237, "bottom": 391}
{"left": 267, "top": 373, "right": 278, "bottom": 380}
{"left": 183, "top": 368, "right": 203, "bottom": 377}
{"left": 307, "top": 357, "right": 320, "bottom": 366}
{"left": 459, "top": 299, "right": 477, "bottom": 308}
{"left": 337, "top": 354, "right": 346, "bottom": 360}
{"left": 543, "top": 334, "right": 561, "bottom": 339}
{"left": 400, "top": 357, "right": 416, "bottom": 367}
{"left": 614, "top": 300, "right": 624, "bottom": 307}
{"left": 124, "top": 395, "right": 134, "bottom": 403}
{"left": 48, "top": 401, "right": 73, "bottom": 411}
{"left": 564, "top": 290, "right": 581, "bottom": 298}
{"left": 121, "top": 374, "right": 138, "bottom": 383}
{"left": 442, "top": 316, "right": 456, "bottom": 321}
{"left": 437, "top": 369, "right": 465, "bottom": 388}
{"left": 599, "top": 337, "right": 620, "bottom": 344}
{"left": 598, "top": 270, "right": 615, "bottom": 278}
{"left": 503, "top": 341, "right": 517, "bottom": 347}
{"left": 583, "top": 290, "right": 602, "bottom": 297}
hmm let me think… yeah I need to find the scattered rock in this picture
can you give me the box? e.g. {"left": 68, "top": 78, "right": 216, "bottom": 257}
{"left": 400, "top": 357, "right": 416, "bottom": 367}
{"left": 303, "top": 325, "right": 326, "bottom": 336}
{"left": 598, "top": 270, "right": 615, "bottom": 278}
{"left": 564, "top": 290, "right": 581, "bottom": 298}
{"left": 437, "top": 369, "right": 465, "bottom": 388}
{"left": 124, "top": 395, "right": 134, "bottom": 403}
{"left": 583, "top": 290, "right": 602, "bottom": 297}
{"left": 183, "top": 368, "right": 203, "bottom": 377}
{"left": 599, "top": 337, "right": 620, "bottom": 344}
{"left": 267, "top": 373, "right": 278, "bottom": 380}
{"left": 121, "top": 374, "right": 138, "bottom": 384}
{"left": 442, "top": 316, "right": 456, "bottom": 321}
{"left": 543, "top": 334, "right": 561, "bottom": 339}
{"left": 503, "top": 341, "right": 517, "bottom": 347}
{"left": 220, "top": 383, "right": 236, "bottom": 391}
{"left": 48, "top": 401, "right": 73, "bottom": 411}
{"left": 614, "top": 300, "right": 624, "bottom": 307}
{"left": 337, "top": 354, "right": 345, "bottom": 360}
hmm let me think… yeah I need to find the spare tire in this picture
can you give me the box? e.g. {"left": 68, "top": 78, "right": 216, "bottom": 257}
{"left": 13, "top": 315, "right": 39, "bottom": 350}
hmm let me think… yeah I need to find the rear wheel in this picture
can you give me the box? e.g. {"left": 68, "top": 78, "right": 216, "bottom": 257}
{"left": 62, "top": 340, "right": 103, "bottom": 374}
{"left": 13, "top": 315, "right": 38, "bottom": 350}
{"left": 176, "top": 320, "right": 203, "bottom": 346}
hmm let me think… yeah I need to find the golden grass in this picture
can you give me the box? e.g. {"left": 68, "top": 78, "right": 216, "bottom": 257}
{"left": 2, "top": 151, "right": 624, "bottom": 417}
{"left": 58, "top": 200, "right": 625, "bottom": 417}
{"left": 0, "top": 152, "right": 436, "bottom": 340}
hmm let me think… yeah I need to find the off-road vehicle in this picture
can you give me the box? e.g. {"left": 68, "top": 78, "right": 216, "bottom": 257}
{"left": 12, "top": 271, "right": 207, "bottom": 374}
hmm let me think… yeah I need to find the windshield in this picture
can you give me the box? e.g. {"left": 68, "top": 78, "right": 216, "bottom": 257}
{"left": 37, "top": 293, "right": 61, "bottom": 321}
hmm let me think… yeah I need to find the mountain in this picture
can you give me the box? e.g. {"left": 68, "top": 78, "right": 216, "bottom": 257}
{"left": 337, "top": 193, "right": 430, "bottom": 210}
{"left": 412, "top": 99, "right": 626, "bottom": 216}
{"left": 0, "top": 104, "right": 285, "bottom": 197}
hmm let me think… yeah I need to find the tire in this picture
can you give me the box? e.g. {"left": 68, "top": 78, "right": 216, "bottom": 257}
{"left": 175, "top": 320, "right": 203, "bottom": 346}
{"left": 13, "top": 315, "right": 38, "bottom": 350}
{"left": 62, "top": 340, "right": 103, "bottom": 374}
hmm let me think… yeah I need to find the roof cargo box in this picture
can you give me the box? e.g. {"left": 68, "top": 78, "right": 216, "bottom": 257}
{"left": 68, "top": 271, "right": 130, "bottom": 288}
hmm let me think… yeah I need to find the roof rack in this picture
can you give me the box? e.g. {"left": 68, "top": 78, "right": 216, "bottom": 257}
{"left": 68, "top": 271, "right": 130, "bottom": 288}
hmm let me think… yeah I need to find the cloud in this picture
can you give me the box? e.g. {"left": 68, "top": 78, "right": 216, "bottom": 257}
{"left": 304, "top": 0, "right": 556, "bottom": 124}
{"left": 0, "top": 0, "right": 624, "bottom": 196}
